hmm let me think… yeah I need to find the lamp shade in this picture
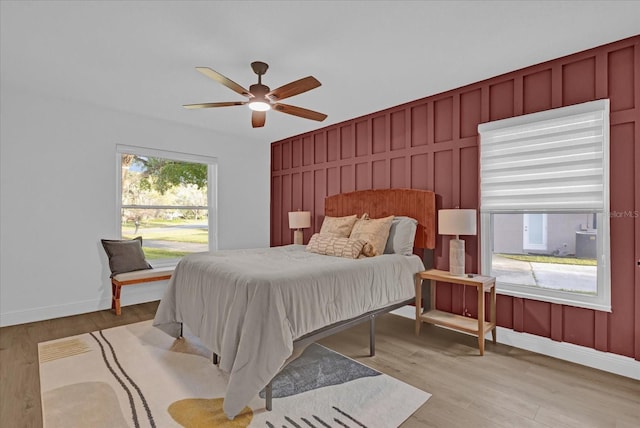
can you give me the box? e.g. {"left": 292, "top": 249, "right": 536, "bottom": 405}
{"left": 438, "top": 209, "right": 477, "bottom": 236}
{"left": 288, "top": 211, "right": 311, "bottom": 229}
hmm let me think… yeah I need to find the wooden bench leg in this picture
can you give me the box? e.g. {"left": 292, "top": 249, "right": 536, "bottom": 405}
{"left": 109, "top": 271, "right": 173, "bottom": 316}
{"left": 111, "top": 281, "right": 122, "bottom": 316}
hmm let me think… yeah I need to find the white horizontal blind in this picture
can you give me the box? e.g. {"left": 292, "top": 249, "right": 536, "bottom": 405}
{"left": 479, "top": 100, "right": 609, "bottom": 212}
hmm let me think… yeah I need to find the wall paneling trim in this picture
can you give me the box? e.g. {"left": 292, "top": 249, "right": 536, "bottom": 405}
{"left": 271, "top": 35, "right": 640, "bottom": 362}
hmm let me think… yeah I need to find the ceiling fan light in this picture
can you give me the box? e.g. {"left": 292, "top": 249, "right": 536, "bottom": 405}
{"left": 248, "top": 100, "right": 271, "bottom": 111}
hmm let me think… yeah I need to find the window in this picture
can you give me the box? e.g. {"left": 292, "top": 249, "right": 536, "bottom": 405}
{"left": 117, "top": 145, "right": 217, "bottom": 266}
{"left": 479, "top": 100, "right": 610, "bottom": 311}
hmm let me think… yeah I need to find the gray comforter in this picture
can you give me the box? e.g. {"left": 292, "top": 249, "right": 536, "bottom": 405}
{"left": 153, "top": 244, "right": 424, "bottom": 418}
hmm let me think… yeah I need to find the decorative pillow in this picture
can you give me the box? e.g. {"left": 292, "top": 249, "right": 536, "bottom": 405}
{"left": 319, "top": 214, "right": 358, "bottom": 238}
{"left": 101, "top": 236, "right": 152, "bottom": 277}
{"left": 384, "top": 216, "right": 418, "bottom": 255}
{"left": 349, "top": 214, "right": 394, "bottom": 256}
{"left": 361, "top": 241, "right": 376, "bottom": 257}
{"left": 306, "top": 233, "right": 367, "bottom": 259}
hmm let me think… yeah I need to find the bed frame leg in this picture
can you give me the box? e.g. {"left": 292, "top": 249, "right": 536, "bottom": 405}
{"left": 265, "top": 381, "right": 273, "bottom": 411}
{"left": 179, "top": 322, "right": 183, "bottom": 338}
{"left": 369, "top": 315, "right": 375, "bottom": 357}
{"left": 213, "top": 353, "right": 219, "bottom": 365}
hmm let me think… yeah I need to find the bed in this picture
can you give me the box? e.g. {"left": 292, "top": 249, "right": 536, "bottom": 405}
{"left": 153, "top": 188, "right": 436, "bottom": 419}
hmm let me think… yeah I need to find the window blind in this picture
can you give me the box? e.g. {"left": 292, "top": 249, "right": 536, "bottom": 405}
{"left": 478, "top": 99, "right": 609, "bottom": 212}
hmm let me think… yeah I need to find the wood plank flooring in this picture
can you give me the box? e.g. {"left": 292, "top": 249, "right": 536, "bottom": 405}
{"left": 1, "top": 301, "right": 638, "bottom": 427}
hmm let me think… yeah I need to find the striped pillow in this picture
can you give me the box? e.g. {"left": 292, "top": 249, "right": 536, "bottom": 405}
{"left": 306, "top": 233, "right": 367, "bottom": 259}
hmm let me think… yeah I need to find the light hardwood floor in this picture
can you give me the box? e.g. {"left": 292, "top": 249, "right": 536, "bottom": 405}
{"left": 1, "top": 301, "right": 638, "bottom": 427}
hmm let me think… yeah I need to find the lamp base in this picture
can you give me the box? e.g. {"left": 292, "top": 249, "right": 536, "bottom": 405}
{"left": 449, "top": 238, "right": 466, "bottom": 276}
{"left": 293, "top": 230, "right": 304, "bottom": 245}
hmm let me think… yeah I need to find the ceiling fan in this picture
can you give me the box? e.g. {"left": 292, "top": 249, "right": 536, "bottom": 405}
{"left": 183, "top": 61, "right": 327, "bottom": 128}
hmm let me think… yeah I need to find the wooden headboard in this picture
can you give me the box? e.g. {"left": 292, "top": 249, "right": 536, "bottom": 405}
{"left": 324, "top": 189, "right": 436, "bottom": 249}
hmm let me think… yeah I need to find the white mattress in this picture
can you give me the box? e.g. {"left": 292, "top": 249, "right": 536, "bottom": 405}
{"left": 153, "top": 244, "right": 424, "bottom": 418}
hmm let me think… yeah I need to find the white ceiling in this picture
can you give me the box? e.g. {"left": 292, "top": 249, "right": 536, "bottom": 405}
{"left": 2, "top": 1, "right": 639, "bottom": 144}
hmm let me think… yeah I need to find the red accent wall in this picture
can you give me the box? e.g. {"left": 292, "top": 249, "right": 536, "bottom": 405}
{"left": 271, "top": 35, "right": 640, "bottom": 360}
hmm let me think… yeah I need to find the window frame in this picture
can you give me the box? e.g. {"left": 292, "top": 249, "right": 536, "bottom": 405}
{"left": 115, "top": 144, "right": 218, "bottom": 267}
{"left": 479, "top": 100, "right": 611, "bottom": 312}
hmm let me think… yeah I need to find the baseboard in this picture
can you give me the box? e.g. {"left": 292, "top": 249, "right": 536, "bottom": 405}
{"left": 0, "top": 282, "right": 167, "bottom": 327}
{"left": 391, "top": 306, "right": 639, "bottom": 380}
{"left": 494, "top": 327, "right": 639, "bottom": 380}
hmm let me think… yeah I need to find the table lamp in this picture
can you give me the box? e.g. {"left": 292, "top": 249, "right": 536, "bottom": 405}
{"left": 288, "top": 210, "right": 311, "bottom": 245}
{"left": 438, "top": 208, "right": 477, "bottom": 276}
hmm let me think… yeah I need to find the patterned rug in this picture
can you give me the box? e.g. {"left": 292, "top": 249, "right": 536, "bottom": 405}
{"left": 39, "top": 320, "right": 430, "bottom": 427}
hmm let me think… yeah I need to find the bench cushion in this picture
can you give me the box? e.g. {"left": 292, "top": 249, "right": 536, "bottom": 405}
{"left": 101, "top": 237, "right": 152, "bottom": 277}
{"left": 112, "top": 266, "right": 175, "bottom": 283}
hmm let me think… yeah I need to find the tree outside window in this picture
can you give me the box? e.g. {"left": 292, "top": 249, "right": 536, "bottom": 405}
{"left": 118, "top": 147, "right": 216, "bottom": 265}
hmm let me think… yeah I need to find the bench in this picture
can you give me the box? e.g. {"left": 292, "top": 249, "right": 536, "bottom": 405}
{"left": 111, "top": 267, "right": 174, "bottom": 315}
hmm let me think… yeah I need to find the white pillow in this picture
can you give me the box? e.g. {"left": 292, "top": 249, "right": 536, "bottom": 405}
{"left": 384, "top": 216, "right": 418, "bottom": 255}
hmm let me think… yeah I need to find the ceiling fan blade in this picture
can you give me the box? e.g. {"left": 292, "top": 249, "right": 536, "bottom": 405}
{"left": 273, "top": 103, "right": 327, "bottom": 122}
{"left": 267, "top": 76, "right": 321, "bottom": 101}
{"left": 252, "top": 110, "right": 266, "bottom": 128}
{"left": 195, "top": 67, "right": 252, "bottom": 98}
{"left": 183, "top": 101, "right": 247, "bottom": 109}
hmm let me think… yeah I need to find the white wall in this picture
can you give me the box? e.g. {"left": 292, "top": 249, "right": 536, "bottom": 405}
{"left": 0, "top": 85, "right": 271, "bottom": 327}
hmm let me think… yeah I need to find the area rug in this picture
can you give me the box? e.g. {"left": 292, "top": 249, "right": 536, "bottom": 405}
{"left": 39, "top": 320, "right": 430, "bottom": 427}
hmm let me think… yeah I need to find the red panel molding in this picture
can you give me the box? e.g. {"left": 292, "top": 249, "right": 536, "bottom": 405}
{"left": 271, "top": 35, "right": 640, "bottom": 360}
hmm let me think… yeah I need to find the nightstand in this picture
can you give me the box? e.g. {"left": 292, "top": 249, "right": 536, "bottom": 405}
{"left": 415, "top": 269, "right": 496, "bottom": 355}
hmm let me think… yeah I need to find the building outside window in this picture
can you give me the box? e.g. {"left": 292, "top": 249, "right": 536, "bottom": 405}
{"left": 479, "top": 100, "right": 610, "bottom": 312}
{"left": 491, "top": 212, "right": 598, "bottom": 296}
{"left": 117, "top": 145, "right": 217, "bottom": 266}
